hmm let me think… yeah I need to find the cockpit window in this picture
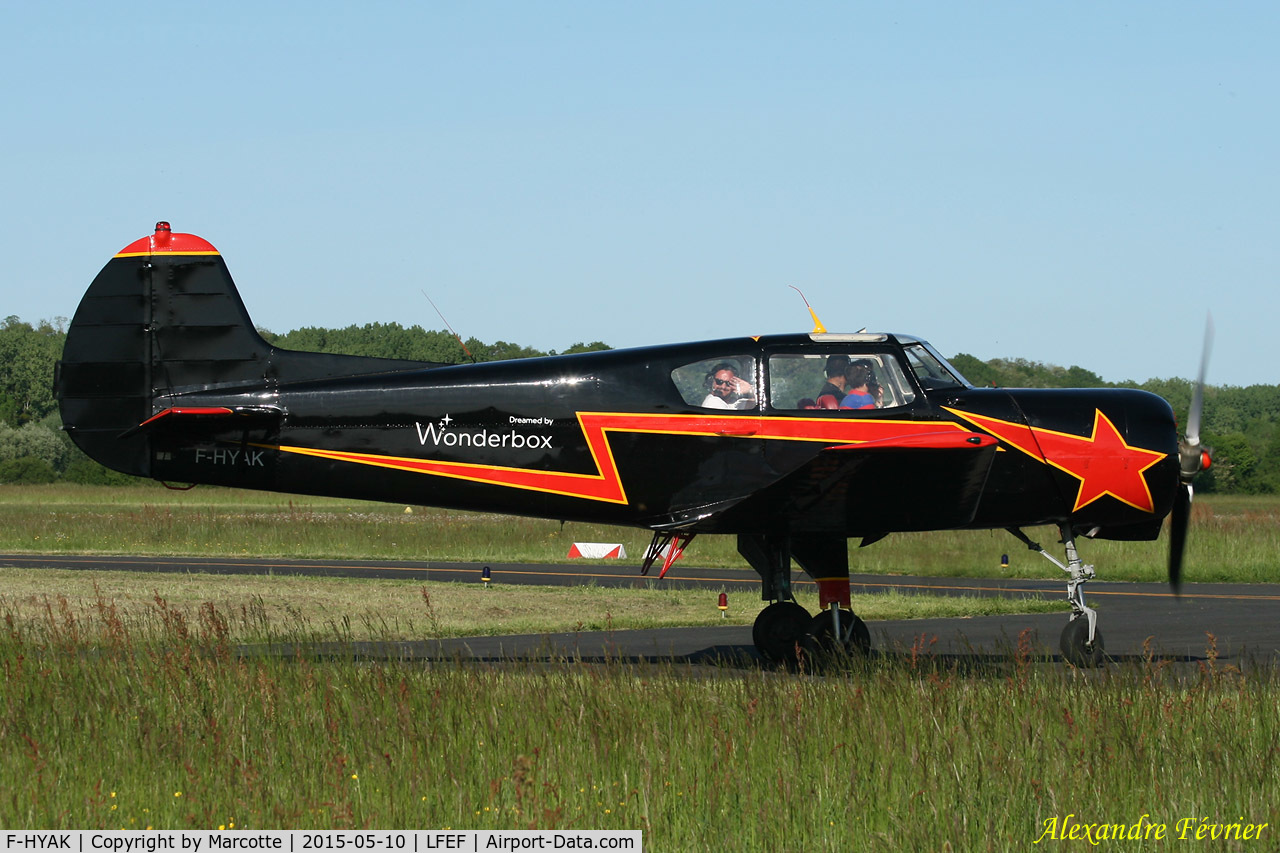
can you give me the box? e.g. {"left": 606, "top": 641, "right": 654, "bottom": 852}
{"left": 671, "top": 356, "right": 759, "bottom": 410}
{"left": 903, "top": 343, "right": 967, "bottom": 391}
{"left": 767, "top": 352, "right": 916, "bottom": 410}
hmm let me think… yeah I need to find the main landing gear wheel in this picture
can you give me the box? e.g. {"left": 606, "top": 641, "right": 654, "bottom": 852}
{"left": 806, "top": 609, "right": 871, "bottom": 657}
{"left": 1060, "top": 618, "right": 1105, "bottom": 668}
{"left": 752, "top": 601, "right": 811, "bottom": 664}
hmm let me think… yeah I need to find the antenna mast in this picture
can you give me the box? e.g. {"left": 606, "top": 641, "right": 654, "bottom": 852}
{"left": 422, "top": 290, "right": 477, "bottom": 363}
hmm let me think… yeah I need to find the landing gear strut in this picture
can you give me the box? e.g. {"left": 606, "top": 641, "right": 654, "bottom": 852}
{"left": 1008, "top": 524, "right": 1106, "bottom": 668}
{"left": 739, "top": 533, "right": 871, "bottom": 664}
{"left": 808, "top": 604, "right": 871, "bottom": 655}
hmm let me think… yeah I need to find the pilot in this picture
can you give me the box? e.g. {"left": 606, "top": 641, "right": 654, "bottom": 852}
{"left": 839, "top": 362, "right": 878, "bottom": 409}
{"left": 815, "top": 355, "right": 850, "bottom": 407}
{"left": 701, "top": 363, "right": 757, "bottom": 409}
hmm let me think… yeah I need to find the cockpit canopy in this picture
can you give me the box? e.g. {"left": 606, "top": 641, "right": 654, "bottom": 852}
{"left": 668, "top": 334, "right": 970, "bottom": 412}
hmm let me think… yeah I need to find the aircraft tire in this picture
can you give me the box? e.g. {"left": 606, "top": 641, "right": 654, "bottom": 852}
{"left": 752, "top": 601, "right": 812, "bottom": 664}
{"left": 806, "top": 609, "right": 871, "bottom": 657}
{"left": 1060, "top": 617, "right": 1105, "bottom": 668}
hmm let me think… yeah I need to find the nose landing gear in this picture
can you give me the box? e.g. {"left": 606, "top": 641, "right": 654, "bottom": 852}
{"left": 1008, "top": 524, "right": 1107, "bottom": 668}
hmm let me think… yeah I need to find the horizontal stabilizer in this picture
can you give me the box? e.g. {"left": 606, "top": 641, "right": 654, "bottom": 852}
{"left": 119, "top": 405, "right": 284, "bottom": 438}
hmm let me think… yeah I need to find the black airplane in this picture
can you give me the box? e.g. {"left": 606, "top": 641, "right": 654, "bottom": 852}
{"left": 55, "top": 223, "right": 1212, "bottom": 666}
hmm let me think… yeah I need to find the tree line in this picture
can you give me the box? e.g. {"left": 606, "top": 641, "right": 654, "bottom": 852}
{"left": 1, "top": 315, "right": 1275, "bottom": 493}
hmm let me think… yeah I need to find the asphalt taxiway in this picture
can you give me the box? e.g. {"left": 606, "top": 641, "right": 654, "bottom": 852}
{"left": 3, "top": 553, "right": 1277, "bottom": 667}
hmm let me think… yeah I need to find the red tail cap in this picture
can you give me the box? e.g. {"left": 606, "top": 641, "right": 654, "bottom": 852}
{"left": 115, "top": 222, "right": 219, "bottom": 257}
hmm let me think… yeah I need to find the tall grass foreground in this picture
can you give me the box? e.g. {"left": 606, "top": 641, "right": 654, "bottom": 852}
{"left": 2, "top": 594, "right": 1277, "bottom": 850}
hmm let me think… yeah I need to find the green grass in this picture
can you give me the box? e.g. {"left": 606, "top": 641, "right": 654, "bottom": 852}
{"left": 3, "top": 485, "right": 1278, "bottom": 583}
{"left": 0, "top": 567, "right": 1066, "bottom": 644}
{"left": 1, "top": 606, "right": 1276, "bottom": 845}
{"left": 2, "top": 486, "right": 1277, "bottom": 842}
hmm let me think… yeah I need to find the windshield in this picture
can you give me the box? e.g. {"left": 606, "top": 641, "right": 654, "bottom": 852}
{"left": 767, "top": 351, "right": 916, "bottom": 410}
{"left": 903, "top": 343, "right": 968, "bottom": 391}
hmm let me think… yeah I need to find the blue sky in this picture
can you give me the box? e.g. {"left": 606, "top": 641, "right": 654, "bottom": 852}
{"left": 3, "top": 3, "right": 1274, "bottom": 385}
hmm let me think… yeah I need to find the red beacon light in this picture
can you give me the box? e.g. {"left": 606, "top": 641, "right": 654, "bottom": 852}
{"left": 152, "top": 220, "right": 173, "bottom": 250}
{"left": 717, "top": 592, "right": 728, "bottom": 618}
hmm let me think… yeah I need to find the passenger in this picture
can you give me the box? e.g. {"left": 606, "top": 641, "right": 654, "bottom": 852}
{"left": 701, "top": 363, "right": 757, "bottom": 409}
{"left": 868, "top": 377, "right": 884, "bottom": 407}
{"left": 815, "top": 354, "right": 850, "bottom": 408}
{"left": 839, "top": 362, "right": 877, "bottom": 409}
{"left": 797, "top": 397, "right": 818, "bottom": 409}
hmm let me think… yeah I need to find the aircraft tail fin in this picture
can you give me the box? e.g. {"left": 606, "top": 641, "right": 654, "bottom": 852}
{"left": 56, "top": 222, "right": 437, "bottom": 478}
{"left": 57, "top": 223, "right": 275, "bottom": 476}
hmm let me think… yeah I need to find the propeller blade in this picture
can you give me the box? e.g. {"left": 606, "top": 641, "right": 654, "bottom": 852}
{"left": 1171, "top": 318, "right": 1209, "bottom": 593}
{"left": 1168, "top": 482, "right": 1191, "bottom": 593}
{"left": 1185, "top": 313, "right": 1213, "bottom": 446}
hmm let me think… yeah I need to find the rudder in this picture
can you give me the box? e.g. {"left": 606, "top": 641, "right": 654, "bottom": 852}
{"left": 57, "top": 222, "right": 273, "bottom": 476}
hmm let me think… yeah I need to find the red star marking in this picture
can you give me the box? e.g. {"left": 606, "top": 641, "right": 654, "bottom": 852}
{"left": 1034, "top": 410, "right": 1167, "bottom": 512}
{"left": 946, "top": 408, "right": 1167, "bottom": 513}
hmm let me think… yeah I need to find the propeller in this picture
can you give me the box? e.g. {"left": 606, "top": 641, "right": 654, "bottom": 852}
{"left": 1170, "top": 314, "right": 1214, "bottom": 591}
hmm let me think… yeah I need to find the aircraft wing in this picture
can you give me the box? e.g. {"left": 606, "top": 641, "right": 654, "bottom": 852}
{"left": 707, "top": 430, "right": 1000, "bottom": 536}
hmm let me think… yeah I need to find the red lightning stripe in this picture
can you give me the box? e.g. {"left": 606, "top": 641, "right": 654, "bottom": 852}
{"left": 269, "top": 412, "right": 970, "bottom": 505}
{"left": 946, "top": 407, "right": 1167, "bottom": 513}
